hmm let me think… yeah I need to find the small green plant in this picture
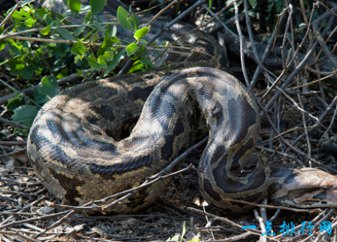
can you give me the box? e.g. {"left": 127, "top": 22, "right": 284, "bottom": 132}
{"left": 9, "top": 76, "right": 59, "bottom": 127}
{"left": 0, "top": 1, "right": 152, "bottom": 128}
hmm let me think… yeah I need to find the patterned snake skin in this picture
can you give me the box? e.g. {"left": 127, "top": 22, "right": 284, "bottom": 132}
{"left": 27, "top": 17, "right": 337, "bottom": 213}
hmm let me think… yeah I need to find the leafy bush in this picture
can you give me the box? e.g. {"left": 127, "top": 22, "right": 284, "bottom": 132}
{"left": 0, "top": 1, "right": 151, "bottom": 127}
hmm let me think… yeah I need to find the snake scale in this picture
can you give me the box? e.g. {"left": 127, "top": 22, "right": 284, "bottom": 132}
{"left": 27, "top": 15, "right": 337, "bottom": 213}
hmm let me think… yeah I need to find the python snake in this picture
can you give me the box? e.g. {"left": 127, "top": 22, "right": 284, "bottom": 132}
{"left": 27, "top": 19, "right": 337, "bottom": 213}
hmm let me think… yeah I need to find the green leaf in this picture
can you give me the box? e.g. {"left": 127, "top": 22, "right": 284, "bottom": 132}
{"left": 117, "top": 6, "right": 130, "bottom": 29}
{"left": 56, "top": 28, "right": 76, "bottom": 41}
{"left": 88, "top": 54, "right": 103, "bottom": 70}
{"left": 14, "top": 63, "right": 25, "bottom": 71}
{"left": 126, "top": 42, "right": 138, "bottom": 56}
{"left": 35, "top": 8, "right": 53, "bottom": 24}
{"left": 71, "top": 42, "right": 86, "bottom": 57}
{"left": 98, "top": 25, "right": 113, "bottom": 55}
{"left": 12, "top": 105, "right": 39, "bottom": 127}
{"left": 38, "top": 76, "right": 59, "bottom": 98}
{"left": 66, "top": 0, "right": 82, "bottom": 14}
{"left": 128, "top": 59, "right": 144, "bottom": 73}
{"left": 0, "top": 41, "right": 6, "bottom": 51}
{"left": 90, "top": 0, "right": 106, "bottom": 14}
{"left": 12, "top": 9, "right": 30, "bottom": 21}
{"left": 128, "top": 13, "right": 139, "bottom": 30}
{"left": 116, "top": 6, "right": 139, "bottom": 30}
{"left": 249, "top": 0, "right": 257, "bottom": 8}
{"left": 97, "top": 55, "right": 107, "bottom": 67}
{"left": 100, "top": 50, "right": 115, "bottom": 62}
{"left": 139, "top": 56, "right": 153, "bottom": 70}
{"left": 134, "top": 26, "right": 149, "bottom": 42}
{"left": 22, "top": 6, "right": 33, "bottom": 13}
{"left": 34, "top": 91, "right": 48, "bottom": 105}
{"left": 34, "top": 76, "right": 59, "bottom": 104}
{"left": 6, "top": 94, "right": 25, "bottom": 111}
{"left": 25, "top": 17, "right": 36, "bottom": 27}
{"left": 7, "top": 39, "right": 22, "bottom": 56}
{"left": 21, "top": 65, "right": 35, "bottom": 80}
{"left": 12, "top": 5, "right": 36, "bottom": 27}
{"left": 103, "top": 49, "right": 125, "bottom": 76}
{"left": 39, "top": 25, "right": 51, "bottom": 35}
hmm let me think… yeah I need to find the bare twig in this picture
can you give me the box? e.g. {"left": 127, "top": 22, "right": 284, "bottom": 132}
{"left": 233, "top": 0, "right": 250, "bottom": 88}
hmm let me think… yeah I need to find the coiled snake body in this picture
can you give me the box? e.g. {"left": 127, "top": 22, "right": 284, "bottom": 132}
{"left": 27, "top": 21, "right": 337, "bottom": 213}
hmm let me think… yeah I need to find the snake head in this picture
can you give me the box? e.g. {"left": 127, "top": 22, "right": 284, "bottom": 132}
{"left": 271, "top": 168, "right": 337, "bottom": 208}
